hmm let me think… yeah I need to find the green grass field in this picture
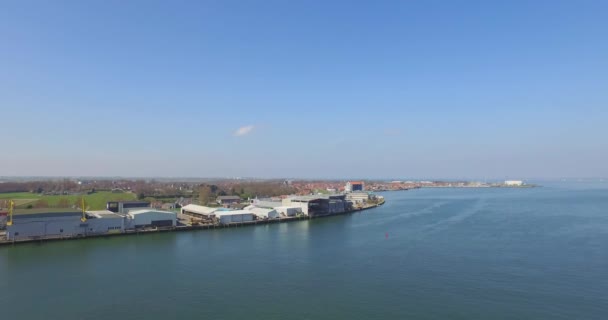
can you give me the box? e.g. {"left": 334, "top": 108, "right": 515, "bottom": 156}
{"left": 0, "top": 191, "right": 137, "bottom": 210}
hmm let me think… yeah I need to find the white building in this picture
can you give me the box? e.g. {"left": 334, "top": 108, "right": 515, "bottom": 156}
{"left": 127, "top": 209, "right": 176, "bottom": 228}
{"left": 181, "top": 204, "right": 219, "bottom": 218}
{"left": 86, "top": 210, "right": 125, "bottom": 234}
{"left": 345, "top": 181, "right": 364, "bottom": 193}
{"left": 504, "top": 180, "right": 524, "bottom": 186}
{"left": 346, "top": 191, "right": 370, "bottom": 204}
{"left": 248, "top": 207, "right": 280, "bottom": 219}
{"left": 214, "top": 210, "right": 254, "bottom": 224}
{"left": 250, "top": 199, "right": 283, "bottom": 208}
{"left": 282, "top": 195, "right": 348, "bottom": 217}
{"left": 282, "top": 197, "right": 313, "bottom": 215}
{"left": 6, "top": 209, "right": 126, "bottom": 240}
{"left": 274, "top": 206, "right": 302, "bottom": 217}
{"left": 0, "top": 212, "right": 7, "bottom": 229}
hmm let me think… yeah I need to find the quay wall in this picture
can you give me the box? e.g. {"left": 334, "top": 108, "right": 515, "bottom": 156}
{"left": 0, "top": 202, "right": 384, "bottom": 246}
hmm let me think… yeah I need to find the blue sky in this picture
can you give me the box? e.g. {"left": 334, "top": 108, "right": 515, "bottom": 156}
{"left": 1, "top": 0, "right": 607, "bottom": 179}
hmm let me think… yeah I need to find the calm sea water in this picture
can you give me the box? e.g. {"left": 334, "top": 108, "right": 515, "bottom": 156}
{"left": 1, "top": 182, "right": 608, "bottom": 319}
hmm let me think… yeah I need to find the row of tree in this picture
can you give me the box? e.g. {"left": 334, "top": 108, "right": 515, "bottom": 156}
{"left": 0, "top": 180, "right": 79, "bottom": 194}
{"left": 197, "top": 182, "right": 296, "bottom": 205}
{"left": 0, "top": 179, "right": 196, "bottom": 198}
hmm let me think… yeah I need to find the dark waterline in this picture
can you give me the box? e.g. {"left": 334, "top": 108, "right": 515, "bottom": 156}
{"left": 1, "top": 183, "right": 608, "bottom": 319}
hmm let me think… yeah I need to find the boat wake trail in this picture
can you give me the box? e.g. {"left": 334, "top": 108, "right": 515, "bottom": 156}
{"left": 422, "top": 198, "right": 486, "bottom": 234}
{"left": 353, "top": 201, "right": 449, "bottom": 228}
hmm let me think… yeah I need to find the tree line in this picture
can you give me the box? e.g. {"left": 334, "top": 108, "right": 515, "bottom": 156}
{"left": 0, "top": 180, "right": 78, "bottom": 194}
{"left": 197, "top": 182, "right": 296, "bottom": 205}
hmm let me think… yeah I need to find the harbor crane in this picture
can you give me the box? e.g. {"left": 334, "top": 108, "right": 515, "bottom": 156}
{"left": 6, "top": 200, "right": 14, "bottom": 226}
{"left": 79, "top": 198, "right": 88, "bottom": 222}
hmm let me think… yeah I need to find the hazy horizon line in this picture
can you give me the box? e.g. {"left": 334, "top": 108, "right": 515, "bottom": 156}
{"left": 1, "top": 175, "right": 606, "bottom": 181}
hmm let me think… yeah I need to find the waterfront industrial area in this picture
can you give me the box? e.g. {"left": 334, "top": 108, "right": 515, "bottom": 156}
{"left": 0, "top": 179, "right": 530, "bottom": 245}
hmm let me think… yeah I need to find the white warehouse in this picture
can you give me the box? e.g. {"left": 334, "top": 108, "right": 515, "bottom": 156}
{"left": 214, "top": 210, "right": 254, "bottom": 225}
{"left": 248, "top": 207, "right": 280, "bottom": 219}
{"left": 346, "top": 192, "right": 370, "bottom": 204}
{"left": 274, "top": 206, "right": 302, "bottom": 217}
{"left": 504, "top": 180, "right": 524, "bottom": 186}
{"left": 127, "top": 209, "right": 176, "bottom": 228}
{"left": 181, "top": 204, "right": 219, "bottom": 219}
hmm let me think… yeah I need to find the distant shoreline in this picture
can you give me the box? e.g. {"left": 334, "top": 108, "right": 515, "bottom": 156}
{"left": 372, "top": 184, "right": 539, "bottom": 192}
{"left": 420, "top": 185, "right": 538, "bottom": 188}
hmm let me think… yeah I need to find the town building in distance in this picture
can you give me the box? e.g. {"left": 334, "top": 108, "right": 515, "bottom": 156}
{"left": 504, "top": 180, "right": 524, "bottom": 186}
{"left": 216, "top": 195, "right": 241, "bottom": 206}
{"left": 345, "top": 181, "right": 364, "bottom": 192}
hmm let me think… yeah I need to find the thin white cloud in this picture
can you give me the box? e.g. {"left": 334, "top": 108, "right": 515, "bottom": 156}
{"left": 233, "top": 125, "right": 255, "bottom": 137}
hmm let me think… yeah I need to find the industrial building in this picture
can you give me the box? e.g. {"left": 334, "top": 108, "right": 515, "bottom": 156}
{"left": 4, "top": 205, "right": 177, "bottom": 240}
{"left": 247, "top": 207, "right": 280, "bottom": 219}
{"left": 0, "top": 209, "right": 7, "bottom": 228}
{"left": 107, "top": 201, "right": 150, "bottom": 214}
{"left": 6, "top": 209, "right": 125, "bottom": 241}
{"left": 181, "top": 204, "right": 219, "bottom": 219}
{"left": 345, "top": 181, "right": 364, "bottom": 192}
{"left": 504, "top": 180, "right": 524, "bottom": 186}
{"left": 86, "top": 210, "right": 125, "bottom": 233}
{"left": 216, "top": 196, "right": 241, "bottom": 206}
{"left": 126, "top": 209, "right": 176, "bottom": 228}
{"left": 282, "top": 194, "right": 348, "bottom": 217}
{"left": 181, "top": 204, "right": 256, "bottom": 224}
{"left": 250, "top": 199, "right": 283, "bottom": 209}
{"left": 214, "top": 210, "right": 254, "bottom": 224}
{"left": 346, "top": 191, "right": 370, "bottom": 204}
{"left": 274, "top": 206, "right": 302, "bottom": 217}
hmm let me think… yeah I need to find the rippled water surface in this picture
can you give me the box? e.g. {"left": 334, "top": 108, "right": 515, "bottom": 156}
{"left": 1, "top": 182, "right": 607, "bottom": 319}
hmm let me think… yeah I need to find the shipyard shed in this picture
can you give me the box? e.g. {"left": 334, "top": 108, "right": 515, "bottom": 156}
{"left": 248, "top": 207, "right": 280, "bottom": 219}
{"left": 250, "top": 199, "right": 283, "bottom": 208}
{"left": 127, "top": 209, "right": 176, "bottom": 228}
{"left": 6, "top": 209, "right": 126, "bottom": 240}
{"left": 346, "top": 192, "right": 370, "bottom": 204}
{"left": 282, "top": 195, "right": 347, "bottom": 217}
{"left": 86, "top": 210, "right": 125, "bottom": 233}
{"left": 7, "top": 210, "right": 82, "bottom": 240}
{"left": 107, "top": 201, "right": 150, "bottom": 214}
{"left": 181, "top": 204, "right": 219, "bottom": 218}
{"left": 274, "top": 206, "right": 302, "bottom": 217}
{"left": 216, "top": 195, "right": 241, "bottom": 206}
{"left": 214, "top": 210, "right": 254, "bottom": 224}
{"left": 0, "top": 209, "right": 7, "bottom": 228}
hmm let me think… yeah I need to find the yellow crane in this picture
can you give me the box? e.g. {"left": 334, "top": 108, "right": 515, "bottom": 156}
{"left": 81, "top": 197, "right": 87, "bottom": 222}
{"left": 6, "top": 200, "right": 14, "bottom": 226}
